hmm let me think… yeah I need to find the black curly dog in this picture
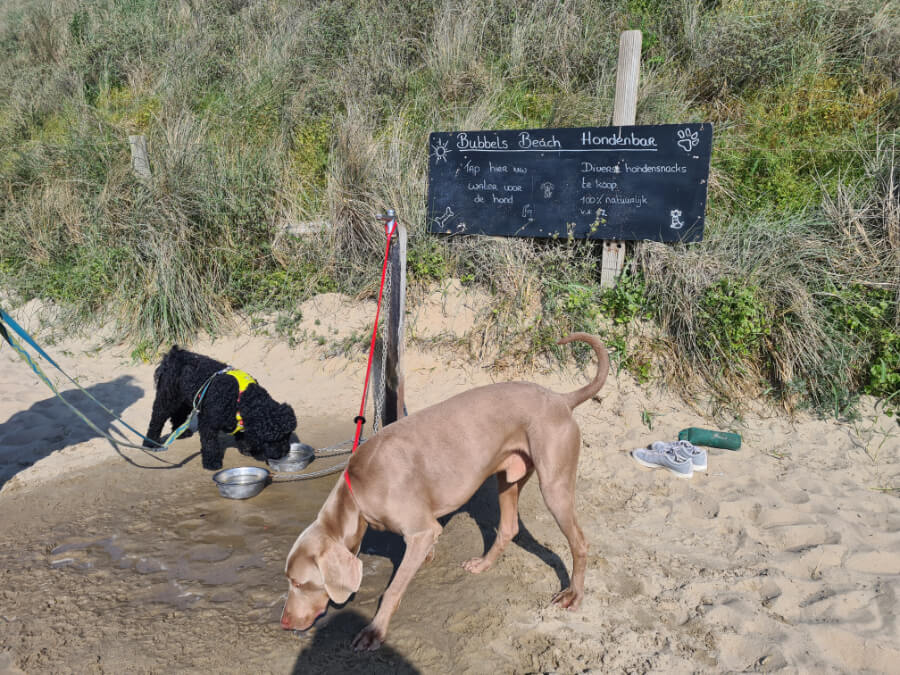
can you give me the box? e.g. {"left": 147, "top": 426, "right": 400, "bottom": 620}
{"left": 143, "top": 346, "right": 296, "bottom": 470}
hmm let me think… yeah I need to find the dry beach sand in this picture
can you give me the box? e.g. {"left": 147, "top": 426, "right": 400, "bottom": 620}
{"left": 1, "top": 288, "right": 898, "bottom": 673}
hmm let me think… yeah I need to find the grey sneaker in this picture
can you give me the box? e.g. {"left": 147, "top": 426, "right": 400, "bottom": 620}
{"left": 631, "top": 444, "right": 694, "bottom": 478}
{"left": 652, "top": 440, "right": 707, "bottom": 472}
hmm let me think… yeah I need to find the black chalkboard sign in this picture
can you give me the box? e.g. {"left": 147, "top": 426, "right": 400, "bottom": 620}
{"left": 426, "top": 124, "right": 713, "bottom": 242}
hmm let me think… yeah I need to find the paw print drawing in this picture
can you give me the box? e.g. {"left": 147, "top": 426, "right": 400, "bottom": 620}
{"left": 676, "top": 128, "right": 699, "bottom": 153}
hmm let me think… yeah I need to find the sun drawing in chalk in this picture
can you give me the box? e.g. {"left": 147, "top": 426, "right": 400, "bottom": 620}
{"left": 431, "top": 137, "right": 450, "bottom": 163}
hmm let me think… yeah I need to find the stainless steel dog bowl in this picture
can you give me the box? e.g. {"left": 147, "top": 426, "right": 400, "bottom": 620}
{"left": 212, "top": 466, "right": 270, "bottom": 499}
{"left": 268, "top": 442, "right": 315, "bottom": 472}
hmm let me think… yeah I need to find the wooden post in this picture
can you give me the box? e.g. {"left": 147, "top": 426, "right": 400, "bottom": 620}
{"left": 128, "top": 134, "right": 151, "bottom": 179}
{"left": 374, "top": 211, "right": 407, "bottom": 428}
{"left": 601, "top": 30, "right": 642, "bottom": 288}
{"left": 613, "top": 30, "right": 642, "bottom": 127}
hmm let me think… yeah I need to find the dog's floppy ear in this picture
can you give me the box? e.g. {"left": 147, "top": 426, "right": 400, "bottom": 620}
{"left": 316, "top": 540, "right": 362, "bottom": 604}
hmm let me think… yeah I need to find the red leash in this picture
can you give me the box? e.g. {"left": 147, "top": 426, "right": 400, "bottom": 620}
{"left": 345, "top": 214, "right": 398, "bottom": 494}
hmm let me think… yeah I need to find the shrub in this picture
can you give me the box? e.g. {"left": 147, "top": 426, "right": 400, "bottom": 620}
{"left": 827, "top": 285, "right": 900, "bottom": 400}
{"left": 697, "top": 278, "right": 772, "bottom": 362}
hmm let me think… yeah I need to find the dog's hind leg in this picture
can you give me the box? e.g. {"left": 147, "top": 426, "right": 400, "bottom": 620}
{"left": 543, "top": 488, "right": 587, "bottom": 609}
{"left": 536, "top": 427, "right": 588, "bottom": 610}
{"left": 463, "top": 463, "right": 534, "bottom": 574}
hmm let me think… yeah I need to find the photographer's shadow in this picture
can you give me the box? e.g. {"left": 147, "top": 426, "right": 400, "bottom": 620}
{"left": 0, "top": 376, "right": 145, "bottom": 489}
{"left": 291, "top": 609, "right": 419, "bottom": 674}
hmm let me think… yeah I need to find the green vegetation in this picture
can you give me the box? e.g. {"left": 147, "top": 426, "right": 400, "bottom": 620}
{"left": 0, "top": 0, "right": 897, "bottom": 414}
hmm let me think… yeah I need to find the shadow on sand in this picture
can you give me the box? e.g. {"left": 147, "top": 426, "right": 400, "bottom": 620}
{"left": 0, "top": 376, "right": 177, "bottom": 488}
{"left": 451, "top": 474, "right": 571, "bottom": 590}
{"left": 291, "top": 610, "right": 420, "bottom": 674}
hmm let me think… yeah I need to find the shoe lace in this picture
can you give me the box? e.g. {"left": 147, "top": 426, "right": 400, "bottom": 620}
{"left": 664, "top": 446, "right": 689, "bottom": 464}
{"left": 673, "top": 440, "right": 697, "bottom": 458}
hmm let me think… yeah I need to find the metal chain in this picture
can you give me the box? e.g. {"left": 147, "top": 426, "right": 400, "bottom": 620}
{"left": 270, "top": 458, "right": 348, "bottom": 482}
{"left": 267, "top": 438, "right": 358, "bottom": 482}
{"left": 315, "top": 438, "right": 358, "bottom": 455}
{"left": 373, "top": 253, "right": 391, "bottom": 433}
{"left": 379, "top": 258, "right": 391, "bottom": 428}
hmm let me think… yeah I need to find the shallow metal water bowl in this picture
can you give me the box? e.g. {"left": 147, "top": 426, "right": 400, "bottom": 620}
{"left": 268, "top": 442, "right": 316, "bottom": 473}
{"left": 212, "top": 466, "right": 270, "bottom": 499}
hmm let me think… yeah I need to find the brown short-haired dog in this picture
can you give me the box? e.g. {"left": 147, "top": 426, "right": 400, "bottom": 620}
{"left": 281, "top": 333, "right": 609, "bottom": 650}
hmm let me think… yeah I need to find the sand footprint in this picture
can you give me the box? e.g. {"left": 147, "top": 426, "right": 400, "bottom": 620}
{"left": 753, "top": 507, "right": 841, "bottom": 554}
{"left": 716, "top": 498, "right": 762, "bottom": 523}
{"left": 844, "top": 550, "right": 900, "bottom": 575}
{"left": 758, "top": 578, "right": 782, "bottom": 608}
{"left": 798, "top": 585, "right": 885, "bottom": 632}
{"left": 771, "top": 524, "right": 835, "bottom": 553}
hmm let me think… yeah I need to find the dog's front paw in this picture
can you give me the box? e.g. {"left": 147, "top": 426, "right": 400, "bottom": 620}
{"left": 142, "top": 438, "right": 159, "bottom": 449}
{"left": 462, "top": 556, "right": 492, "bottom": 574}
{"left": 550, "top": 586, "right": 583, "bottom": 610}
{"left": 351, "top": 623, "right": 385, "bottom": 651}
{"left": 202, "top": 458, "right": 223, "bottom": 471}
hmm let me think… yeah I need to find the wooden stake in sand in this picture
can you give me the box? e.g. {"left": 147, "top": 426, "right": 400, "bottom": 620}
{"left": 601, "top": 30, "right": 642, "bottom": 288}
{"left": 128, "top": 134, "right": 151, "bottom": 179}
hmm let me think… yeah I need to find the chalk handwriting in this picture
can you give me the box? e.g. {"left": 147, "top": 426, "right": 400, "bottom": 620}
{"left": 581, "top": 177, "right": 617, "bottom": 190}
{"left": 457, "top": 133, "right": 508, "bottom": 150}
{"left": 580, "top": 162, "right": 620, "bottom": 173}
{"left": 518, "top": 132, "right": 562, "bottom": 149}
{"left": 582, "top": 131, "right": 657, "bottom": 148}
{"left": 605, "top": 195, "right": 648, "bottom": 207}
{"left": 624, "top": 162, "right": 687, "bottom": 173}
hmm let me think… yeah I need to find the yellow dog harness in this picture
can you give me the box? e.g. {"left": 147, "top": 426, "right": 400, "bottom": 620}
{"left": 226, "top": 369, "right": 256, "bottom": 434}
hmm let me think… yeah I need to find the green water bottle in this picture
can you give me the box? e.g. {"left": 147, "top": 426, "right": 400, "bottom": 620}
{"left": 678, "top": 427, "right": 742, "bottom": 450}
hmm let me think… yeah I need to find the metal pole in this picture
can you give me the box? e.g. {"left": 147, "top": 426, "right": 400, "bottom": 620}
{"left": 375, "top": 209, "right": 407, "bottom": 427}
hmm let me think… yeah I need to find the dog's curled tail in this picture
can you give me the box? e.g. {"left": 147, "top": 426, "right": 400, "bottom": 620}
{"left": 557, "top": 333, "right": 610, "bottom": 410}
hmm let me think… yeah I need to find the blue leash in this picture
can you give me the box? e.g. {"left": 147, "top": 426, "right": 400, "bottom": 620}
{"left": 1, "top": 308, "right": 62, "bottom": 369}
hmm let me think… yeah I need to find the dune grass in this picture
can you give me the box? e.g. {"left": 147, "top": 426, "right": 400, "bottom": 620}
{"left": 0, "top": 0, "right": 897, "bottom": 414}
